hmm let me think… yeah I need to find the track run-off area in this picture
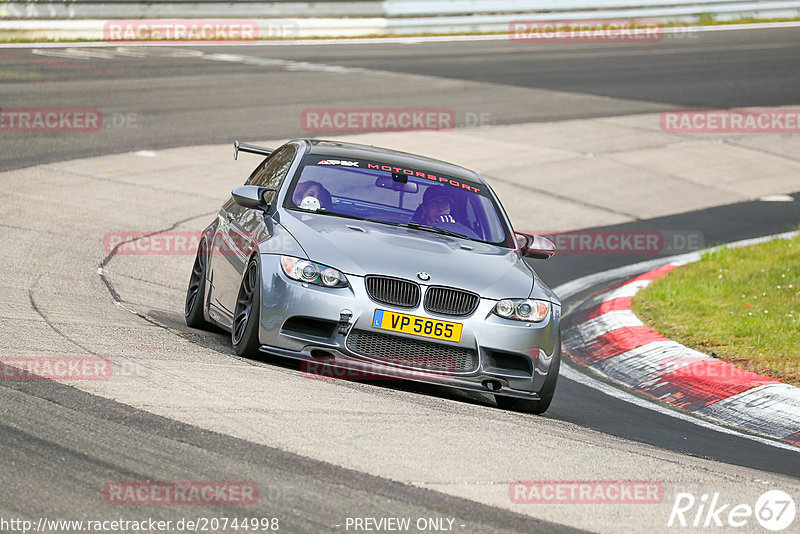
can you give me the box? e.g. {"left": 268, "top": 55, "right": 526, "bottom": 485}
{"left": 2, "top": 25, "right": 800, "bottom": 533}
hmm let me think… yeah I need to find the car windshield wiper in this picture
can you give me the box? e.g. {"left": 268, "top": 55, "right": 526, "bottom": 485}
{"left": 397, "top": 222, "right": 468, "bottom": 239}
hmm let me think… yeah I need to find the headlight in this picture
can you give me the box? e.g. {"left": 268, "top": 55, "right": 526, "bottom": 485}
{"left": 493, "top": 299, "right": 549, "bottom": 322}
{"left": 280, "top": 256, "right": 348, "bottom": 288}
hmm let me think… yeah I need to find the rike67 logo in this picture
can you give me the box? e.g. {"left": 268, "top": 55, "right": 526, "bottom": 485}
{"left": 668, "top": 490, "right": 796, "bottom": 531}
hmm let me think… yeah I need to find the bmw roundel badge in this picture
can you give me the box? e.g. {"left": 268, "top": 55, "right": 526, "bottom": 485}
{"left": 417, "top": 272, "right": 431, "bottom": 281}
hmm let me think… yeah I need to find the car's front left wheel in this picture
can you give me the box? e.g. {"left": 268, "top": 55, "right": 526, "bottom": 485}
{"left": 185, "top": 239, "right": 210, "bottom": 329}
{"left": 232, "top": 257, "right": 262, "bottom": 357}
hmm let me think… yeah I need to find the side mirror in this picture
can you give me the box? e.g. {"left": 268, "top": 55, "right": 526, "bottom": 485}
{"left": 515, "top": 232, "right": 556, "bottom": 259}
{"left": 232, "top": 186, "right": 277, "bottom": 209}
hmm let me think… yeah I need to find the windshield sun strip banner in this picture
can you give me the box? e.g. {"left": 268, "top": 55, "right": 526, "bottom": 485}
{"left": 305, "top": 155, "right": 483, "bottom": 195}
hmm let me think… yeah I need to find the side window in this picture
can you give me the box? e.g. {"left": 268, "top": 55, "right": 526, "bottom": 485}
{"left": 249, "top": 146, "right": 297, "bottom": 191}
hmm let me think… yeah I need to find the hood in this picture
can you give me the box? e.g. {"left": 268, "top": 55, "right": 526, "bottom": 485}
{"left": 277, "top": 210, "right": 534, "bottom": 299}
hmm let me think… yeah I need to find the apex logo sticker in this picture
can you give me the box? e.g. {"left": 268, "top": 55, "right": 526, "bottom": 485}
{"left": 318, "top": 160, "right": 359, "bottom": 167}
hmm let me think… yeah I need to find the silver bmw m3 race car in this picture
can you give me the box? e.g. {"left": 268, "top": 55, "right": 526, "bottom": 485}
{"left": 185, "top": 139, "right": 561, "bottom": 413}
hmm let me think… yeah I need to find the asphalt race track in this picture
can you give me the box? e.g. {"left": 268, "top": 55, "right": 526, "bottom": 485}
{"left": 1, "top": 26, "right": 799, "bottom": 533}
{"left": 2, "top": 26, "right": 800, "bottom": 171}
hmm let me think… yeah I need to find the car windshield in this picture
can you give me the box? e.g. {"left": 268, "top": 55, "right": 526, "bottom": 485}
{"left": 286, "top": 154, "right": 511, "bottom": 245}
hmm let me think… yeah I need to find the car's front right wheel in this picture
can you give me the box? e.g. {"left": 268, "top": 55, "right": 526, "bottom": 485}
{"left": 232, "top": 257, "right": 262, "bottom": 357}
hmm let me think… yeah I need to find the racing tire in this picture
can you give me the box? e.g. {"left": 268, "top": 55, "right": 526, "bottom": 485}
{"left": 232, "top": 257, "right": 262, "bottom": 357}
{"left": 495, "top": 335, "right": 560, "bottom": 415}
{"left": 185, "top": 239, "right": 210, "bottom": 329}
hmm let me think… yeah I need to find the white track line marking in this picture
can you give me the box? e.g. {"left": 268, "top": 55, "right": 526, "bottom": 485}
{"left": 560, "top": 363, "right": 800, "bottom": 452}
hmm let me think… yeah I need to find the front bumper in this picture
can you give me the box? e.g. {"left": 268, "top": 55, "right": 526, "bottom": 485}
{"left": 257, "top": 254, "right": 561, "bottom": 398}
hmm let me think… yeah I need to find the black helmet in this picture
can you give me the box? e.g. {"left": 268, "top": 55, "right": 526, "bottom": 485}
{"left": 422, "top": 185, "right": 455, "bottom": 206}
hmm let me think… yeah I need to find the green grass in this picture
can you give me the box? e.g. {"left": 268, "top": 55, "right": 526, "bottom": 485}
{"left": 632, "top": 232, "right": 800, "bottom": 386}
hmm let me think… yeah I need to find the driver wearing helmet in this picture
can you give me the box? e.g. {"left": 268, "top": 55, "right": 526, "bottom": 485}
{"left": 412, "top": 186, "right": 457, "bottom": 225}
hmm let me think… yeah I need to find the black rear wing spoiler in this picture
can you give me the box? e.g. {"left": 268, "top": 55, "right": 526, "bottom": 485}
{"left": 234, "top": 140, "right": 274, "bottom": 160}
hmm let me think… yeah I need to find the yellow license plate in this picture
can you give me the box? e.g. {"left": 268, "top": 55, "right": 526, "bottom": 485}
{"left": 371, "top": 309, "right": 462, "bottom": 343}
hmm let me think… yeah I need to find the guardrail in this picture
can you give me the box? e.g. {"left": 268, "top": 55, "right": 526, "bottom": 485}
{"left": 0, "top": 1, "right": 383, "bottom": 19}
{"left": 388, "top": 1, "right": 800, "bottom": 34}
{"left": 2, "top": 0, "right": 800, "bottom": 20}
{"left": 385, "top": 0, "right": 800, "bottom": 16}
